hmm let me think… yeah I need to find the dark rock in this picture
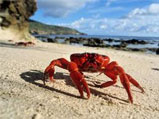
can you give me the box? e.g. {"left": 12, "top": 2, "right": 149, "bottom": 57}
{"left": 103, "top": 38, "right": 114, "bottom": 42}
{"left": 112, "top": 42, "right": 127, "bottom": 49}
{"left": 120, "top": 42, "right": 127, "bottom": 47}
{"left": 147, "top": 48, "right": 157, "bottom": 52}
{"left": 121, "top": 39, "right": 148, "bottom": 45}
{"left": 114, "top": 40, "right": 121, "bottom": 42}
{"left": 84, "top": 38, "right": 105, "bottom": 47}
{"left": 156, "top": 48, "right": 159, "bottom": 55}
{"left": 65, "top": 37, "right": 81, "bottom": 44}
{"left": 47, "top": 38, "right": 55, "bottom": 43}
{"left": 54, "top": 36, "right": 65, "bottom": 39}
{"left": 112, "top": 45, "right": 121, "bottom": 48}
{"left": 129, "top": 48, "right": 146, "bottom": 52}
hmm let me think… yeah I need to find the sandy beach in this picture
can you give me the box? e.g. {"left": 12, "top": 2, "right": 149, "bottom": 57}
{"left": 0, "top": 40, "right": 159, "bottom": 119}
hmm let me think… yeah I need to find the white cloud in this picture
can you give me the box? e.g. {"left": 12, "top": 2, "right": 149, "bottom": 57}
{"left": 59, "top": 3, "right": 159, "bottom": 36}
{"left": 127, "top": 3, "right": 159, "bottom": 18}
{"left": 68, "top": 18, "right": 108, "bottom": 30}
{"left": 148, "top": 3, "right": 159, "bottom": 14}
{"left": 100, "top": 24, "right": 107, "bottom": 29}
{"left": 71, "top": 17, "right": 88, "bottom": 29}
{"left": 38, "top": 0, "right": 97, "bottom": 17}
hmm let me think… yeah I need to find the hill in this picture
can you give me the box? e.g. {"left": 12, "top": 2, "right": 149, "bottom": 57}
{"left": 29, "top": 20, "right": 84, "bottom": 35}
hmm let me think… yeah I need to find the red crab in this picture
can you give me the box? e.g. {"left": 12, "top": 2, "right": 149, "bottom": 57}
{"left": 15, "top": 41, "right": 35, "bottom": 46}
{"left": 44, "top": 53, "right": 144, "bottom": 103}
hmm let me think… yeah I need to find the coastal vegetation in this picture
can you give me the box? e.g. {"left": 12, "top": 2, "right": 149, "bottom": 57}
{"left": 29, "top": 20, "right": 84, "bottom": 35}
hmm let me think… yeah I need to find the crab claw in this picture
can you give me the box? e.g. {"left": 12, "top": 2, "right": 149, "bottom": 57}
{"left": 43, "top": 68, "right": 55, "bottom": 85}
{"left": 68, "top": 62, "right": 90, "bottom": 99}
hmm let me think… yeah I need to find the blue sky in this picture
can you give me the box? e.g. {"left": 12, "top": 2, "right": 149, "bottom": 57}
{"left": 31, "top": 0, "right": 159, "bottom": 36}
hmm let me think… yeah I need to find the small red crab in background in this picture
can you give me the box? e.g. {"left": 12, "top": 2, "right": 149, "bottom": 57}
{"left": 15, "top": 41, "right": 35, "bottom": 46}
{"left": 44, "top": 53, "right": 144, "bottom": 103}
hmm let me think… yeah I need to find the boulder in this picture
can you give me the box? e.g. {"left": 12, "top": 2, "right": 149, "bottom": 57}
{"left": 47, "top": 38, "right": 57, "bottom": 43}
{"left": 0, "top": 0, "right": 37, "bottom": 41}
{"left": 121, "top": 39, "right": 148, "bottom": 45}
{"left": 156, "top": 48, "right": 159, "bottom": 55}
{"left": 84, "top": 38, "right": 104, "bottom": 47}
{"left": 103, "top": 38, "right": 114, "bottom": 42}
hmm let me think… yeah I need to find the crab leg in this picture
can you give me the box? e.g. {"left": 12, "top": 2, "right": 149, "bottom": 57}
{"left": 95, "top": 62, "right": 118, "bottom": 88}
{"left": 126, "top": 74, "right": 144, "bottom": 93}
{"left": 68, "top": 62, "right": 90, "bottom": 99}
{"left": 44, "top": 58, "right": 90, "bottom": 99}
{"left": 119, "top": 72, "right": 133, "bottom": 103}
{"left": 95, "top": 71, "right": 117, "bottom": 88}
{"left": 96, "top": 61, "right": 144, "bottom": 103}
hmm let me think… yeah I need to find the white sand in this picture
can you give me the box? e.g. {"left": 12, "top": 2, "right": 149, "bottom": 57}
{"left": 0, "top": 40, "right": 159, "bottom": 119}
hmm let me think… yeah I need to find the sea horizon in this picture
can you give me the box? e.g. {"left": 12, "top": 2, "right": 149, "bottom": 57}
{"left": 47, "top": 34, "right": 159, "bottom": 42}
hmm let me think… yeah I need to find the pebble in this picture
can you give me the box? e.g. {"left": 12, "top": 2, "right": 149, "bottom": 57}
{"left": 32, "top": 113, "right": 42, "bottom": 119}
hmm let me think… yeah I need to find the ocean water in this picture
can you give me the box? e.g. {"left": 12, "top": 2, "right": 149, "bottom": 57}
{"left": 49, "top": 34, "right": 159, "bottom": 41}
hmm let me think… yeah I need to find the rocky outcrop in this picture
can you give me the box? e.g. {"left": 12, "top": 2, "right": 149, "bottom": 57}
{"left": 121, "top": 39, "right": 148, "bottom": 45}
{"left": 0, "top": 0, "right": 37, "bottom": 41}
{"left": 83, "top": 38, "right": 105, "bottom": 47}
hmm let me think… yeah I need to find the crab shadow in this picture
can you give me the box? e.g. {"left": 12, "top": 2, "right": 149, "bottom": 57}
{"left": 20, "top": 70, "right": 129, "bottom": 103}
{"left": 20, "top": 70, "right": 79, "bottom": 98}
{"left": 152, "top": 68, "right": 159, "bottom": 71}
